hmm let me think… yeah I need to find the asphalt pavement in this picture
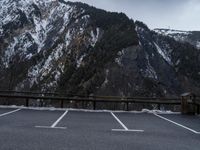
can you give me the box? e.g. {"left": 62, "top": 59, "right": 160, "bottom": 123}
{"left": 0, "top": 108, "right": 199, "bottom": 150}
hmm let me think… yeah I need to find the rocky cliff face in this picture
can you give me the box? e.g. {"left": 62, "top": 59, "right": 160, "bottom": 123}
{"left": 0, "top": 0, "right": 200, "bottom": 97}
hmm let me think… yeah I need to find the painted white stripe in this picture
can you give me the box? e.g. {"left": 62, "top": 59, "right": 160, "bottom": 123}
{"left": 112, "top": 129, "right": 144, "bottom": 132}
{"left": 35, "top": 126, "right": 66, "bottom": 129}
{"left": 51, "top": 110, "right": 68, "bottom": 128}
{"left": 0, "top": 109, "right": 21, "bottom": 117}
{"left": 111, "top": 112, "right": 129, "bottom": 130}
{"left": 154, "top": 113, "right": 200, "bottom": 134}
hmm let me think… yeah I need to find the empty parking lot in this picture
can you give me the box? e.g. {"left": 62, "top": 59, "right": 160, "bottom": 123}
{"left": 0, "top": 107, "right": 199, "bottom": 150}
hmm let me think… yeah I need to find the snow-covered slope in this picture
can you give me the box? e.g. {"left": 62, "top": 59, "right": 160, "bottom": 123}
{"left": 154, "top": 28, "right": 200, "bottom": 49}
{"left": 0, "top": 0, "right": 139, "bottom": 95}
{"left": 0, "top": 0, "right": 104, "bottom": 91}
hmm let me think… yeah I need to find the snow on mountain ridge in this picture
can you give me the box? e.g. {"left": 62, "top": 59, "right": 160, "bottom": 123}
{"left": 154, "top": 28, "right": 191, "bottom": 36}
{"left": 154, "top": 28, "right": 200, "bottom": 49}
{"left": 154, "top": 28, "right": 190, "bottom": 43}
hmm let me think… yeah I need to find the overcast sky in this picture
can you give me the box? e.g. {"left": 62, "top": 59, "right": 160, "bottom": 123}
{"left": 69, "top": 0, "right": 200, "bottom": 31}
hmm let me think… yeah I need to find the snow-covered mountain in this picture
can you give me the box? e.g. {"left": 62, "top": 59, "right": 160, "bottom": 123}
{"left": 0, "top": 0, "right": 200, "bottom": 97}
{"left": 154, "top": 28, "right": 200, "bottom": 49}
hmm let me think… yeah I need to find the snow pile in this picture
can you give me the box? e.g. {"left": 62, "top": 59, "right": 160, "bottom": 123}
{"left": 0, "top": 105, "right": 180, "bottom": 114}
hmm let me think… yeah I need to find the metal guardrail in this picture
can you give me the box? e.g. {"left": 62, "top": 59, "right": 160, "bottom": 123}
{"left": 0, "top": 90, "right": 180, "bottom": 99}
{"left": 0, "top": 91, "right": 181, "bottom": 111}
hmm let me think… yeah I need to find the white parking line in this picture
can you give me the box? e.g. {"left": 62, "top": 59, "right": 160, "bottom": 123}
{"left": 111, "top": 112, "right": 128, "bottom": 130}
{"left": 35, "top": 110, "right": 68, "bottom": 129}
{"left": 154, "top": 113, "right": 200, "bottom": 134}
{"left": 51, "top": 110, "right": 68, "bottom": 128}
{"left": 0, "top": 109, "right": 21, "bottom": 117}
{"left": 35, "top": 126, "right": 66, "bottom": 129}
{"left": 111, "top": 112, "right": 144, "bottom": 132}
{"left": 112, "top": 129, "right": 144, "bottom": 132}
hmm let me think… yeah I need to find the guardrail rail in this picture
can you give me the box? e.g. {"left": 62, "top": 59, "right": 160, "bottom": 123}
{"left": 0, "top": 90, "right": 182, "bottom": 111}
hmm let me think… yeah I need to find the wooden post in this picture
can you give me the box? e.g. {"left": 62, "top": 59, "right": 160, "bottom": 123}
{"left": 126, "top": 102, "right": 129, "bottom": 111}
{"left": 93, "top": 101, "right": 96, "bottom": 110}
{"left": 40, "top": 99, "right": 43, "bottom": 107}
{"left": 61, "top": 99, "right": 64, "bottom": 108}
{"left": 26, "top": 98, "right": 29, "bottom": 107}
{"left": 181, "top": 96, "right": 188, "bottom": 114}
{"left": 197, "top": 104, "right": 200, "bottom": 115}
{"left": 82, "top": 101, "right": 84, "bottom": 109}
{"left": 158, "top": 104, "right": 161, "bottom": 110}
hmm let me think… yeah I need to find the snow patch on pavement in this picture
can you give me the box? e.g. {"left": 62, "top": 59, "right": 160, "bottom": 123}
{"left": 0, "top": 105, "right": 181, "bottom": 114}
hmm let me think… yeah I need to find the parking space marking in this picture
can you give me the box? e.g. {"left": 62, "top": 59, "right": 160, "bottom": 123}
{"left": 112, "top": 129, "right": 145, "bottom": 132}
{"left": 0, "top": 109, "right": 21, "bottom": 117}
{"left": 35, "top": 126, "right": 66, "bottom": 129}
{"left": 35, "top": 110, "right": 68, "bottom": 129}
{"left": 51, "top": 110, "right": 68, "bottom": 128}
{"left": 111, "top": 112, "right": 144, "bottom": 132}
{"left": 154, "top": 113, "right": 200, "bottom": 134}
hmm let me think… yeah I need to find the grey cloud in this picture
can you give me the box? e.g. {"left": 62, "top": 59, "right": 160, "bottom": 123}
{"left": 69, "top": 0, "right": 200, "bottom": 31}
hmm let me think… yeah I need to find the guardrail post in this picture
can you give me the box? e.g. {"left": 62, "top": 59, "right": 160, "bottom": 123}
{"left": 26, "top": 98, "right": 29, "bottom": 107}
{"left": 93, "top": 101, "right": 96, "bottom": 110}
{"left": 82, "top": 101, "right": 84, "bottom": 109}
{"left": 197, "top": 104, "right": 200, "bottom": 114}
{"left": 40, "top": 99, "right": 43, "bottom": 107}
{"left": 158, "top": 104, "right": 161, "bottom": 110}
{"left": 126, "top": 102, "right": 129, "bottom": 111}
{"left": 61, "top": 99, "right": 64, "bottom": 108}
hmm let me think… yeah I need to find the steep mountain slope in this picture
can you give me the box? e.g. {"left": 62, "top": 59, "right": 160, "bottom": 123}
{"left": 135, "top": 22, "right": 200, "bottom": 96}
{"left": 0, "top": 0, "right": 200, "bottom": 97}
{"left": 99, "top": 21, "right": 200, "bottom": 97}
{"left": 0, "top": 0, "right": 138, "bottom": 95}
